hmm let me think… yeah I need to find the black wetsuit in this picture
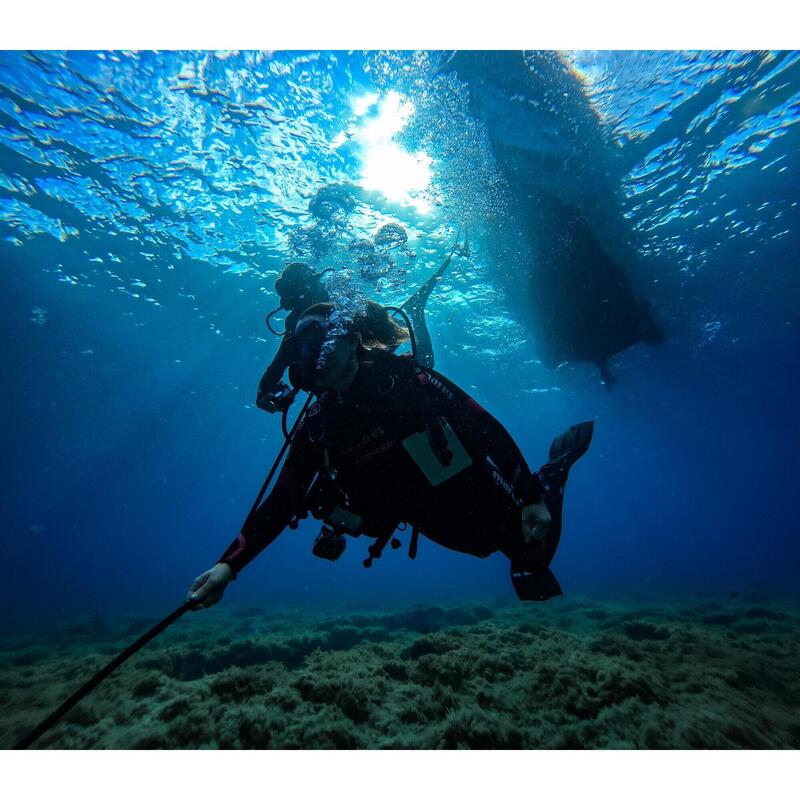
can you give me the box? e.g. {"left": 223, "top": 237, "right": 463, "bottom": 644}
{"left": 221, "top": 350, "right": 543, "bottom": 576}
{"left": 258, "top": 300, "right": 327, "bottom": 410}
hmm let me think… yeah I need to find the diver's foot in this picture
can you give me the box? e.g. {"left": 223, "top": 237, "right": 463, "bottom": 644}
{"left": 547, "top": 421, "right": 594, "bottom": 468}
{"left": 510, "top": 561, "right": 563, "bottom": 602}
{"left": 538, "top": 421, "right": 592, "bottom": 524}
{"left": 509, "top": 422, "right": 593, "bottom": 602}
{"left": 540, "top": 420, "right": 594, "bottom": 490}
{"left": 520, "top": 537, "right": 548, "bottom": 563}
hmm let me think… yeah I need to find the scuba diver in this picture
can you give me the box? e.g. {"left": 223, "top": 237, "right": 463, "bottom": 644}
{"left": 188, "top": 302, "right": 594, "bottom": 608}
{"left": 257, "top": 226, "right": 464, "bottom": 414}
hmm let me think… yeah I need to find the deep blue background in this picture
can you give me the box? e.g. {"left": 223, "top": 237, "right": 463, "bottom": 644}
{"left": 1, "top": 51, "right": 799, "bottom": 632}
{"left": 3, "top": 230, "right": 798, "bottom": 631}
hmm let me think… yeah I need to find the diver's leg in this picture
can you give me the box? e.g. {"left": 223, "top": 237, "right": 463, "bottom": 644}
{"left": 508, "top": 421, "right": 594, "bottom": 601}
{"left": 405, "top": 248, "right": 455, "bottom": 313}
{"left": 538, "top": 421, "right": 594, "bottom": 563}
{"left": 400, "top": 234, "right": 461, "bottom": 368}
{"left": 400, "top": 259, "right": 450, "bottom": 368}
{"left": 409, "top": 313, "right": 434, "bottom": 369}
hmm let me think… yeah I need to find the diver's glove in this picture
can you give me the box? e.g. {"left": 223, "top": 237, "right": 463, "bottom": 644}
{"left": 257, "top": 380, "right": 296, "bottom": 414}
{"left": 187, "top": 563, "right": 233, "bottom": 610}
{"left": 521, "top": 501, "right": 551, "bottom": 543}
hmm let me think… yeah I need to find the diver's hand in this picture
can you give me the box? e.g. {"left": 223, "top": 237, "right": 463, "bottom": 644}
{"left": 522, "top": 501, "right": 551, "bottom": 543}
{"left": 256, "top": 381, "right": 295, "bottom": 414}
{"left": 256, "top": 395, "right": 283, "bottom": 414}
{"left": 187, "top": 563, "right": 233, "bottom": 610}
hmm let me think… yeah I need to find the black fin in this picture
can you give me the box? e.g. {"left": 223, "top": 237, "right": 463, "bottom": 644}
{"left": 547, "top": 421, "right": 594, "bottom": 466}
{"left": 510, "top": 564, "right": 563, "bottom": 602}
{"left": 541, "top": 421, "right": 595, "bottom": 552}
{"left": 503, "top": 422, "right": 594, "bottom": 602}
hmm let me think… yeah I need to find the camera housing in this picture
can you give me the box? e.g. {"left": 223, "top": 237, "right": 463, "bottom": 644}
{"left": 312, "top": 525, "right": 347, "bottom": 561}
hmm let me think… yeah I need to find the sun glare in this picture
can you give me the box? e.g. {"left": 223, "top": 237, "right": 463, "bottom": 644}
{"left": 350, "top": 92, "right": 379, "bottom": 116}
{"left": 348, "top": 90, "right": 433, "bottom": 214}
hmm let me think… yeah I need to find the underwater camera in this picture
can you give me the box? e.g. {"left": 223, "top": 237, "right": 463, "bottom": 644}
{"left": 312, "top": 524, "right": 347, "bottom": 561}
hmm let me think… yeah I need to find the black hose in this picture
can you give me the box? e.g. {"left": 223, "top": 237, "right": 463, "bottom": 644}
{"left": 265, "top": 306, "right": 286, "bottom": 336}
{"left": 15, "top": 601, "right": 195, "bottom": 749}
{"left": 244, "top": 392, "right": 314, "bottom": 527}
{"left": 383, "top": 305, "right": 418, "bottom": 361}
{"left": 281, "top": 403, "right": 291, "bottom": 440}
{"left": 280, "top": 387, "right": 303, "bottom": 441}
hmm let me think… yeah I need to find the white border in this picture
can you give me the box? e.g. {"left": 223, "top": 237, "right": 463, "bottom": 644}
{"left": 2, "top": 751, "right": 798, "bottom": 799}
{"left": 2, "top": 0, "right": 799, "bottom": 49}
{"left": 2, "top": 7, "right": 798, "bottom": 793}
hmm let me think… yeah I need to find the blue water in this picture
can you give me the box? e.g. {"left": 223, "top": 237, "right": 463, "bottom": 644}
{"left": 1, "top": 50, "right": 799, "bottom": 632}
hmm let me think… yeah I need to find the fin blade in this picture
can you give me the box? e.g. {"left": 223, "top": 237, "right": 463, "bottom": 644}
{"left": 548, "top": 421, "right": 594, "bottom": 466}
{"left": 510, "top": 565, "right": 563, "bottom": 602}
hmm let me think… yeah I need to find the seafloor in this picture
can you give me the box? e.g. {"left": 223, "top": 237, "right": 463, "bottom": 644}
{"left": 2, "top": 593, "right": 799, "bottom": 749}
